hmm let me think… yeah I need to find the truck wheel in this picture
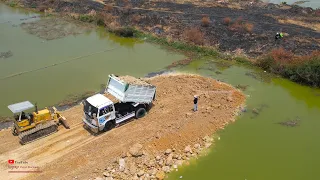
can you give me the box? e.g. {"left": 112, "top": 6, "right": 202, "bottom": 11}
{"left": 135, "top": 108, "right": 146, "bottom": 119}
{"left": 103, "top": 121, "right": 115, "bottom": 132}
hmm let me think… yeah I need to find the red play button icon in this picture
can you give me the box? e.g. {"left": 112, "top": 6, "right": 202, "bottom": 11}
{"left": 8, "top": 160, "right": 14, "bottom": 164}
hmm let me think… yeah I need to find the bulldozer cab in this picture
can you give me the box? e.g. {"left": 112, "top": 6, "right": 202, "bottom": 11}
{"left": 8, "top": 101, "right": 35, "bottom": 128}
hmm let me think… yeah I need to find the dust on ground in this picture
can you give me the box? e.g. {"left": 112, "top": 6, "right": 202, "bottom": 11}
{"left": 0, "top": 73, "right": 245, "bottom": 180}
{"left": 20, "top": 18, "right": 93, "bottom": 40}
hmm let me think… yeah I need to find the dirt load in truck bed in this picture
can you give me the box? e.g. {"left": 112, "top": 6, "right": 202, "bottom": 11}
{"left": 0, "top": 73, "right": 245, "bottom": 180}
{"left": 118, "top": 75, "right": 152, "bottom": 86}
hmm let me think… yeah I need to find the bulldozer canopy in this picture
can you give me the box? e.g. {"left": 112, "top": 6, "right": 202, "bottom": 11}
{"left": 8, "top": 101, "right": 34, "bottom": 113}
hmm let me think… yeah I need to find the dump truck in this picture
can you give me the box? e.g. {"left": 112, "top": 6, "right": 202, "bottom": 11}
{"left": 82, "top": 74, "right": 156, "bottom": 133}
{"left": 8, "top": 101, "right": 69, "bottom": 145}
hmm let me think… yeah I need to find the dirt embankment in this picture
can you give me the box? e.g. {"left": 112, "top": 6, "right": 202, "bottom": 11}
{"left": 0, "top": 74, "right": 245, "bottom": 180}
{"left": 12, "top": 0, "right": 320, "bottom": 57}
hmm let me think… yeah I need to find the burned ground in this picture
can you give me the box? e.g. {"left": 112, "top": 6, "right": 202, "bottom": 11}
{"left": 15, "top": 0, "right": 319, "bottom": 57}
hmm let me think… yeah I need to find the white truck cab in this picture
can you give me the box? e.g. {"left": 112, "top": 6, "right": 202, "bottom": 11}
{"left": 83, "top": 94, "right": 115, "bottom": 133}
{"left": 82, "top": 74, "right": 156, "bottom": 134}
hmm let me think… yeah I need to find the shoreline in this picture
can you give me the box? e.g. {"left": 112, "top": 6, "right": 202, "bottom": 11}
{"left": 0, "top": 73, "right": 246, "bottom": 180}
{"left": 93, "top": 74, "right": 246, "bottom": 180}
{"left": 1, "top": 0, "right": 319, "bottom": 87}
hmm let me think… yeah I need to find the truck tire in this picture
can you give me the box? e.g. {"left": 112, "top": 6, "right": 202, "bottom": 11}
{"left": 103, "top": 120, "right": 115, "bottom": 132}
{"left": 135, "top": 108, "right": 146, "bottom": 119}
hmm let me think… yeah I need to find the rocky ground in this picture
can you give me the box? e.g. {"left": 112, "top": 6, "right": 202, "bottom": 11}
{"left": 0, "top": 74, "right": 245, "bottom": 180}
{"left": 99, "top": 137, "right": 214, "bottom": 180}
{"left": 9, "top": 0, "right": 320, "bottom": 58}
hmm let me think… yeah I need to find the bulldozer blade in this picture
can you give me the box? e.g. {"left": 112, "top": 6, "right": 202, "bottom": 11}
{"left": 59, "top": 116, "right": 70, "bottom": 129}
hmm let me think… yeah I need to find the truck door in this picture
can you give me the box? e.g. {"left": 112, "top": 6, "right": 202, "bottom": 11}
{"left": 98, "top": 105, "right": 115, "bottom": 125}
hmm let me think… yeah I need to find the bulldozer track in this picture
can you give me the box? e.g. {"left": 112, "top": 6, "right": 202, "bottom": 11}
{"left": 18, "top": 121, "right": 58, "bottom": 145}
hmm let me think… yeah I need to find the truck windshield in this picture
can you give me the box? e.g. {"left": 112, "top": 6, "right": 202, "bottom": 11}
{"left": 83, "top": 100, "right": 98, "bottom": 118}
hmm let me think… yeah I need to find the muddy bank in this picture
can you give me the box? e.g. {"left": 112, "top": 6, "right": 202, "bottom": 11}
{"left": 0, "top": 74, "right": 245, "bottom": 180}
{"left": 0, "top": 116, "right": 13, "bottom": 130}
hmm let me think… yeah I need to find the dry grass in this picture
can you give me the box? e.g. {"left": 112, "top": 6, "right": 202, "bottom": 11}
{"left": 222, "top": 17, "right": 231, "bottom": 25}
{"left": 278, "top": 19, "right": 320, "bottom": 32}
{"left": 183, "top": 27, "right": 204, "bottom": 45}
{"left": 266, "top": 48, "right": 320, "bottom": 66}
{"left": 131, "top": 14, "right": 141, "bottom": 23}
{"left": 294, "top": 50, "right": 320, "bottom": 64}
{"left": 97, "top": 12, "right": 116, "bottom": 27}
{"left": 88, "top": 9, "right": 97, "bottom": 17}
{"left": 68, "top": 13, "right": 80, "bottom": 19}
{"left": 266, "top": 14, "right": 320, "bottom": 32}
{"left": 228, "top": 17, "right": 254, "bottom": 33}
{"left": 108, "top": 21, "right": 121, "bottom": 31}
{"left": 201, "top": 15, "right": 210, "bottom": 27}
{"left": 104, "top": 4, "right": 113, "bottom": 11}
{"left": 271, "top": 47, "right": 295, "bottom": 65}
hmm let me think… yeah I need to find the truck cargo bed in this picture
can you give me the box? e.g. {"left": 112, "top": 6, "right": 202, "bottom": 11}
{"left": 106, "top": 74, "right": 156, "bottom": 103}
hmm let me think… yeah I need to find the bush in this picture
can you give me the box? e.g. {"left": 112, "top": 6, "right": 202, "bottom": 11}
{"left": 9, "top": 1, "right": 18, "bottom": 7}
{"left": 257, "top": 55, "right": 274, "bottom": 70}
{"left": 96, "top": 13, "right": 115, "bottom": 26}
{"left": 283, "top": 57, "right": 320, "bottom": 87}
{"left": 114, "top": 26, "right": 136, "bottom": 37}
{"left": 222, "top": 17, "right": 231, "bottom": 25}
{"left": 244, "top": 22, "right": 254, "bottom": 33}
{"left": 38, "top": 5, "right": 47, "bottom": 12}
{"left": 183, "top": 27, "right": 204, "bottom": 45}
{"left": 131, "top": 14, "right": 141, "bottom": 23}
{"left": 79, "top": 14, "right": 95, "bottom": 22}
{"left": 258, "top": 48, "right": 320, "bottom": 87}
{"left": 228, "top": 17, "right": 242, "bottom": 31}
{"left": 271, "top": 47, "right": 294, "bottom": 65}
{"left": 201, "top": 16, "right": 210, "bottom": 27}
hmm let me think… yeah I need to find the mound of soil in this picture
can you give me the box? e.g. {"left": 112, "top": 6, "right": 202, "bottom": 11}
{"left": 118, "top": 75, "right": 151, "bottom": 86}
{"left": 0, "top": 74, "right": 245, "bottom": 180}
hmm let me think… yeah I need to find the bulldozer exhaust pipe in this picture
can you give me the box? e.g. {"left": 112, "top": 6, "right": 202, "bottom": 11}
{"left": 35, "top": 103, "right": 38, "bottom": 114}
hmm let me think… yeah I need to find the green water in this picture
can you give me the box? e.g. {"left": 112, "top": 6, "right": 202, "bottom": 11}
{"left": 2, "top": 3, "right": 320, "bottom": 180}
{"left": 265, "top": 0, "right": 320, "bottom": 8}
{"left": 168, "top": 59, "right": 320, "bottom": 180}
{"left": 0, "top": 4, "right": 184, "bottom": 116}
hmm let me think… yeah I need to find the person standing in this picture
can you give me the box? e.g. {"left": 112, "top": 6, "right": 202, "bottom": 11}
{"left": 193, "top": 95, "right": 198, "bottom": 111}
{"left": 275, "top": 32, "right": 284, "bottom": 42}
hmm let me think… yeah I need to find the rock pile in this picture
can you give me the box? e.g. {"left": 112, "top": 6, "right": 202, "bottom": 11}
{"left": 99, "top": 136, "right": 214, "bottom": 180}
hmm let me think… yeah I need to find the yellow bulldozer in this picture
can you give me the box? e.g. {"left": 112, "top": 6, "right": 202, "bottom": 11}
{"left": 8, "top": 101, "right": 70, "bottom": 145}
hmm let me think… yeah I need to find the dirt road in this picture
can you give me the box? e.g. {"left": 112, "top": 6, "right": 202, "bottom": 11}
{"left": 0, "top": 74, "right": 245, "bottom": 180}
